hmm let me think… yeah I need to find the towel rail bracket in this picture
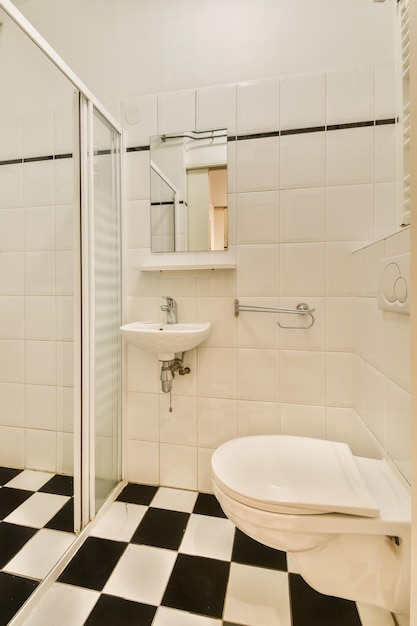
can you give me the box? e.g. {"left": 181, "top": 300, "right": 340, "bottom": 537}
{"left": 234, "top": 299, "right": 315, "bottom": 329}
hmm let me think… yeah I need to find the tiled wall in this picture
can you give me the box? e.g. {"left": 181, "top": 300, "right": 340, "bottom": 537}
{"left": 123, "top": 65, "right": 408, "bottom": 492}
{"left": 0, "top": 107, "right": 75, "bottom": 474}
{"left": 352, "top": 229, "right": 411, "bottom": 484}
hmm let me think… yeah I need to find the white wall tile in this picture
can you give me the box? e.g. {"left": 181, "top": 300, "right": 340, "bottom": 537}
{"left": 364, "top": 364, "right": 386, "bottom": 447}
{"left": 362, "top": 298, "right": 385, "bottom": 372}
{"left": 54, "top": 159, "right": 73, "bottom": 206}
{"left": 56, "top": 386, "right": 74, "bottom": 433}
{"left": 374, "top": 124, "right": 397, "bottom": 182}
{"left": 196, "top": 84, "right": 237, "bottom": 135}
{"left": 197, "top": 447, "right": 215, "bottom": 493}
{"left": 197, "top": 347, "right": 236, "bottom": 399}
{"left": 385, "top": 379, "right": 411, "bottom": 484}
{"left": 158, "top": 90, "right": 196, "bottom": 135}
{"left": 56, "top": 341, "right": 74, "bottom": 387}
{"left": 374, "top": 182, "right": 400, "bottom": 241}
{"left": 126, "top": 151, "right": 150, "bottom": 201}
{"left": 55, "top": 205, "right": 74, "bottom": 250}
{"left": 127, "top": 440, "right": 159, "bottom": 485}
{"left": 0, "top": 296, "right": 24, "bottom": 339}
{"left": 326, "top": 127, "right": 374, "bottom": 186}
{"left": 279, "top": 350, "right": 325, "bottom": 405}
{"left": 24, "top": 207, "right": 55, "bottom": 250}
{"left": 236, "top": 137, "right": 279, "bottom": 192}
{"left": 25, "top": 252, "right": 55, "bottom": 295}
{"left": 280, "top": 132, "right": 325, "bottom": 189}
{"left": 237, "top": 79, "right": 279, "bottom": 134}
{"left": 160, "top": 395, "right": 197, "bottom": 445}
{"left": 0, "top": 340, "right": 24, "bottom": 383}
{"left": 374, "top": 65, "right": 397, "bottom": 120}
{"left": 280, "top": 188, "right": 325, "bottom": 243}
{"left": 0, "top": 165, "right": 23, "bottom": 209}
{"left": 56, "top": 296, "right": 74, "bottom": 341}
{"left": 57, "top": 431, "right": 74, "bottom": 475}
{"left": 326, "top": 184, "right": 374, "bottom": 242}
{"left": 56, "top": 251, "right": 73, "bottom": 295}
{"left": 23, "top": 162, "right": 54, "bottom": 207}
{"left": 0, "top": 383, "right": 25, "bottom": 427}
{"left": 325, "top": 297, "right": 352, "bottom": 352}
{"left": 127, "top": 392, "right": 159, "bottom": 442}
{"left": 26, "top": 385, "right": 57, "bottom": 430}
{"left": 326, "top": 67, "right": 374, "bottom": 125}
{"left": 196, "top": 297, "right": 237, "bottom": 348}
{"left": 325, "top": 352, "right": 352, "bottom": 407}
{"left": 127, "top": 199, "right": 151, "bottom": 249}
{"left": 280, "top": 73, "right": 325, "bottom": 130}
{"left": 280, "top": 243, "right": 324, "bottom": 296}
{"left": 237, "top": 245, "right": 279, "bottom": 297}
{"left": 25, "top": 340, "right": 56, "bottom": 385}
{"left": 26, "top": 429, "right": 56, "bottom": 472}
{"left": 384, "top": 310, "right": 410, "bottom": 392}
{"left": 237, "top": 191, "right": 279, "bottom": 245}
{"left": 0, "top": 209, "right": 23, "bottom": 251}
{"left": 0, "top": 425, "right": 25, "bottom": 467}
{"left": 159, "top": 443, "right": 197, "bottom": 490}
{"left": 280, "top": 404, "right": 326, "bottom": 439}
{"left": 197, "top": 397, "right": 237, "bottom": 447}
{"left": 25, "top": 296, "right": 56, "bottom": 340}
{"left": 0, "top": 253, "right": 24, "bottom": 296}
{"left": 237, "top": 400, "right": 280, "bottom": 436}
{"left": 237, "top": 348, "right": 279, "bottom": 402}
{"left": 325, "top": 243, "right": 355, "bottom": 296}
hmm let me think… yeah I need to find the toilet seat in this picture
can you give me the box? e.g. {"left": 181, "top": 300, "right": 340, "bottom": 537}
{"left": 211, "top": 435, "right": 380, "bottom": 517}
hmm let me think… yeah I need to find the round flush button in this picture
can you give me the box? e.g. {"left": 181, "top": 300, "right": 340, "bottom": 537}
{"left": 394, "top": 276, "right": 408, "bottom": 303}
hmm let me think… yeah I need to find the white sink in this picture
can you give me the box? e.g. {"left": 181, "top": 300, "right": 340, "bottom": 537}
{"left": 120, "top": 321, "right": 212, "bottom": 361}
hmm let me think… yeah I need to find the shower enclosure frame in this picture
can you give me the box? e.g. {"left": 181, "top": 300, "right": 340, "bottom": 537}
{"left": 0, "top": 0, "right": 126, "bottom": 535}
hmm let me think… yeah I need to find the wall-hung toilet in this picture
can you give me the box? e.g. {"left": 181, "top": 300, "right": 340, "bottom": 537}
{"left": 211, "top": 435, "right": 411, "bottom": 615}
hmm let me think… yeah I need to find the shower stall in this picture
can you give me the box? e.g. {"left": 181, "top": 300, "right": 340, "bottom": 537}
{"left": 0, "top": 0, "right": 123, "bottom": 551}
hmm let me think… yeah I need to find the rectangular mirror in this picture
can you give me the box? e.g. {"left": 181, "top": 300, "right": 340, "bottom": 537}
{"left": 150, "top": 128, "right": 228, "bottom": 252}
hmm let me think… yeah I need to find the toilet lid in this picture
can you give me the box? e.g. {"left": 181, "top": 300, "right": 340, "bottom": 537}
{"left": 211, "top": 436, "right": 380, "bottom": 517}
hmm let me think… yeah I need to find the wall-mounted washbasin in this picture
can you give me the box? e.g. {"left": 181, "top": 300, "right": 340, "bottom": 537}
{"left": 120, "top": 321, "right": 212, "bottom": 361}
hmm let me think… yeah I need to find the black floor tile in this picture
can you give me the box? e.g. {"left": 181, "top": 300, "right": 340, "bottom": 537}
{"left": 39, "top": 474, "right": 73, "bottom": 496}
{"left": 0, "top": 467, "right": 23, "bottom": 486}
{"left": 289, "top": 573, "right": 362, "bottom": 626}
{"left": 131, "top": 508, "right": 189, "bottom": 550}
{"left": 162, "top": 553, "right": 230, "bottom": 619}
{"left": 193, "top": 492, "right": 227, "bottom": 518}
{"left": 116, "top": 483, "right": 158, "bottom": 505}
{"left": 45, "top": 498, "right": 74, "bottom": 533}
{"left": 0, "top": 523, "right": 38, "bottom": 568}
{"left": 0, "top": 572, "right": 38, "bottom": 626}
{"left": 0, "top": 487, "right": 33, "bottom": 520}
{"left": 84, "top": 594, "right": 157, "bottom": 626}
{"left": 58, "top": 537, "right": 127, "bottom": 591}
{"left": 232, "top": 528, "right": 287, "bottom": 571}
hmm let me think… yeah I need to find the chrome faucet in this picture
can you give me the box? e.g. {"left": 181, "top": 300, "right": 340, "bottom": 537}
{"left": 160, "top": 296, "right": 177, "bottom": 324}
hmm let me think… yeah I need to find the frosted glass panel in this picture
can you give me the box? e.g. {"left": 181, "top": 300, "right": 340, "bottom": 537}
{"left": 92, "top": 109, "right": 122, "bottom": 513}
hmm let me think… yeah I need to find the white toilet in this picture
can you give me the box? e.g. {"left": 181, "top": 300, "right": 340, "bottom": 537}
{"left": 211, "top": 435, "right": 411, "bottom": 615}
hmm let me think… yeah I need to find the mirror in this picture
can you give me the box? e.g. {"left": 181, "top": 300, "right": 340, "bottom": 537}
{"left": 150, "top": 129, "right": 228, "bottom": 252}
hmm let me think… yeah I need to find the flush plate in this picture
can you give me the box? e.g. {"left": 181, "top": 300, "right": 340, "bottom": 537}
{"left": 378, "top": 253, "right": 410, "bottom": 314}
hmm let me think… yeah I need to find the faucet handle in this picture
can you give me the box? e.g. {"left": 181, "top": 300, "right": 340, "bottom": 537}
{"left": 162, "top": 296, "right": 176, "bottom": 308}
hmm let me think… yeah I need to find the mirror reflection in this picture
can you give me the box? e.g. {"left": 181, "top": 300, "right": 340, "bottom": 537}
{"left": 150, "top": 129, "right": 228, "bottom": 252}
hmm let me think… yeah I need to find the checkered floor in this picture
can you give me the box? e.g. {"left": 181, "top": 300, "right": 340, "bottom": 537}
{"left": 1, "top": 474, "right": 363, "bottom": 626}
{"left": 0, "top": 466, "right": 74, "bottom": 626}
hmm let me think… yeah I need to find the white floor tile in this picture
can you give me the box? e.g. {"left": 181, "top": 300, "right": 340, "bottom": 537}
{"left": 6, "top": 469, "right": 53, "bottom": 491}
{"left": 4, "top": 529, "right": 75, "bottom": 579}
{"left": 4, "top": 492, "right": 70, "bottom": 528}
{"left": 103, "top": 543, "right": 177, "bottom": 605}
{"left": 90, "top": 501, "right": 147, "bottom": 542}
{"left": 150, "top": 486, "right": 198, "bottom": 512}
{"left": 153, "top": 606, "right": 222, "bottom": 625}
{"left": 223, "top": 563, "right": 291, "bottom": 626}
{"left": 179, "top": 514, "right": 235, "bottom": 561}
{"left": 22, "top": 582, "right": 99, "bottom": 626}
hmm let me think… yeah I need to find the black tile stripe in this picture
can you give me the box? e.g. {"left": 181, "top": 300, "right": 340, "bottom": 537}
{"left": 1, "top": 117, "right": 395, "bottom": 168}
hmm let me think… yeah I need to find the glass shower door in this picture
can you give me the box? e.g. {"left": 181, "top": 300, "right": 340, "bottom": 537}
{"left": 92, "top": 108, "right": 122, "bottom": 513}
{"left": 81, "top": 100, "right": 123, "bottom": 519}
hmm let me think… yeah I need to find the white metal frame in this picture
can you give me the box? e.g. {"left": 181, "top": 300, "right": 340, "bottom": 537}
{"left": 0, "top": 0, "right": 125, "bottom": 534}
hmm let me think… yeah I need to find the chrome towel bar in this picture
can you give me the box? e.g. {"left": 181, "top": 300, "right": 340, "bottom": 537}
{"left": 234, "top": 299, "right": 315, "bottom": 329}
